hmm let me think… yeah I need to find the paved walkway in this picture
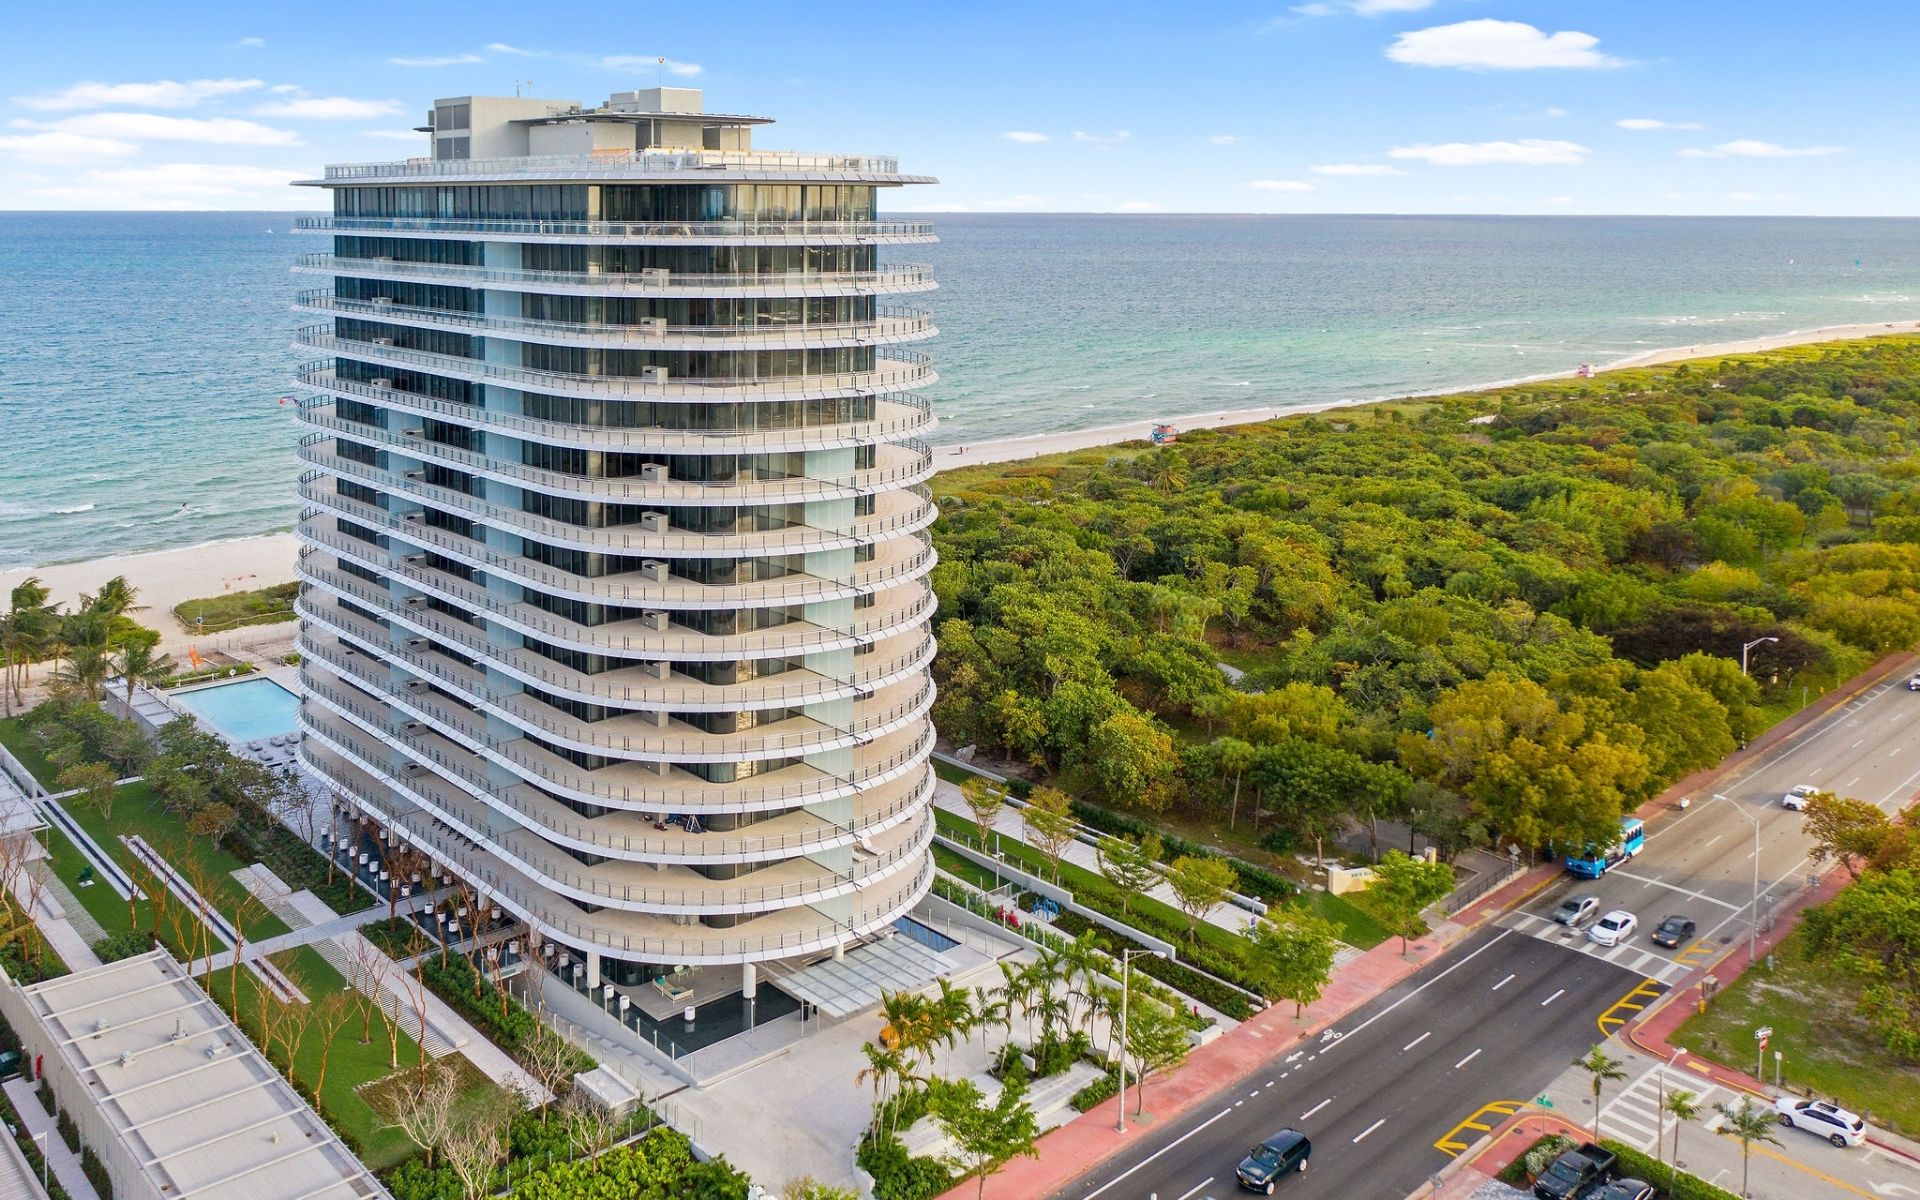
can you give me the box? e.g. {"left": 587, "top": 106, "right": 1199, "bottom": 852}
{"left": 933, "top": 779, "right": 1268, "bottom": 937}
{"left": 1, "top": 1078, "right": 99, "bottom": 1200}
{"left": 12, "top": 870, "right": 101, "bottom": 972}
{"left": 198, "top": 893, "right": 423, "bottom": 972}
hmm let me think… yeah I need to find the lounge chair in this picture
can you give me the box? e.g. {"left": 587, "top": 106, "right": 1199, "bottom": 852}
{"left": 650, "top": 977, "right": 694, "bottom": 1003}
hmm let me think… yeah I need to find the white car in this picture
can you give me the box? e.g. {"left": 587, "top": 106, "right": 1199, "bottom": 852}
{"left": 1774, "top": 1097, "right": 1866, "bottom": 1148}
{"left": 1587, "top": 910, "right": 1638, "bottom": 946}
{"left": 1908, "top": 674, "right": 1920, "bottom": 692}
{"left": 1783, "top": 785, "right": 1818, "bottom": 811}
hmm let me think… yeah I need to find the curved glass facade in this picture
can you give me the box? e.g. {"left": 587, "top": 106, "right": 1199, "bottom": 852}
{"left": 293, "top": 123, "right": 939, "bottom": 978}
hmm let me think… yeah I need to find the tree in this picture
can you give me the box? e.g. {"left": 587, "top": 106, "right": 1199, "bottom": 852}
{"left": 56, "top": 762, "right": 119, "bottom": 820}
{"left": 1123, "top": 997, "right": 1192, "bottom": 1117}
{"left": 1087, "top": 711, "right": 1179, "bottom": 811}
{"left": 111, "top": 639, "right": 175, "bottom": 711}
{"left": 307, "top": 993, "right": 354, "bottom": 1115}
{"left": 1661, "top": 1088, "right": 1700, "bottom": 1188}
{"left": 1714, "top": 1096, "right": 1780, "bottom": 1198}
{"left": 374, "top": 1059, "right": 461, "bottom": 1167}
{"left": 443, "top": 1088, "right": 516, "bottom": 1200}
{"left": 1165, "top": 855, "right": 1237, "bottom": 942}
{"left": 1250, "top": 908, "right": 1339, "bottom": 1016}
{"left": 1801, "top": 866, "right": 1920, "bottom": 1056}
{"left": 516, "top": 1018, "right": 581, "bottom": 1117}
{"left": 959, "top": 775, "right": 1003, "bottom": 847}
{"left": 1574, "top": 1045, "right": 1626, "bottom": 1142}
{"left": 930, "top": 1075, "right": 1039, "bottom": 1200}
{"left": 1, "top": 578, "right": 57, "bottom": 717}
{"left": 186, "top": 801, "right": 240, "bottom": 850}
{"left": 1208, "top": 737, "right": 1256, "bottom": 829}
{"left": 931, "top": 977, "right": 976, "bottom": 1076}
{"left": 1803, "top": 791, "right": 1891, "bottom": 879}
{"left": 1095, "top": 833, "right": 1162, "bottom": 915}
{"left": 1021, "top": 787, "right": 1078, "bottom": 883}
{"left": 560, "top": 1090, "right": 623, "bottom": 1166}
{"left": 783, "top": 1180, "right": 858, "bottom": 1200}
{"left": 1369, "top": 850, "right": 1455, "bottom": 955}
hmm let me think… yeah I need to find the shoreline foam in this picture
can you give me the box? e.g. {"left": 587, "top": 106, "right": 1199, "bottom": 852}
{"left": 6, "top": 321, "right": 1916, "bottom": 628}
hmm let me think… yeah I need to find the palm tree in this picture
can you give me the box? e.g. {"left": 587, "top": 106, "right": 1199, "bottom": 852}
{"left": 112, "top": 640, "right": 176, "bottom": 711}
{"left": 856, "top": 1040, "right": 908, "bottom": 1139}
{"left": 1574, "top": 1045, "right": 1626, "bottom": 1142}
{"left": 1662, "top": 1088, "right": 1701, "bottom": 1188}
{"left": 997, "top": 960, "right": 1031, "bottom": 1052}
{"left": 1, "top": 579, "right": 56, "bottom": 715}
{"left": 932, "top": 978, "right": 975, "bottom": 1076}
{"left": 972, "top": 983, "right": 1008, "bottom": 1055}
{"left": 55, "top": 624, "right": 113, "bottom": 701}
{"left": 84, "top": 575, "right": 140, "bottom": 620}
{"left": 1715, "top": 1097, "right": 1779, "bottom": 1198}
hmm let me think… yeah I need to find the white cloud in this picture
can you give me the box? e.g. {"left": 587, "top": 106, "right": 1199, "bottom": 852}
{"left": 1387, "top": 20, "right": 1627, "bottom": 71}
{"left": 1001, "top": 131, "right": 1050, "bottom": 143}
{"left": 0, "top": 130, "right": 139, "bottom": 163}
{"left": 1311, "top": 162, "right": 1407, "bottom": 176}
{"left": 17, "top": 78, "right": 264, "bottom": 111}
{"left": 1389, "top": 138, "right": 1590, "bottom": 166}
{"left": 1248, "top": 179, "right": 1316, "bottom": 191}
{"left": 22, "top": 162, "right": 308, "bottom": 208}
{"left": 233, "top": 36, "right": 265, "bottom": 48}
{"left": 486, "top": 42, "right": 535, "bottom": 56}
{"left": 1679, "top": 139, "right": 1845, "bottom": 159}
{"left": 1115, "top": 201, "right": 1163, "bottom": 211}
{"left": 15, "top": 113, "right": 300, "bottom": 146}
{"left": 1207, "top": 134, "right": 1242, "bottom": 145}
{"left": 599, "top": 56, "right": 703, "bottom": 75}
{"left": 253, "top": 96, "right": 402, "bottom": 119}
{"left": 387, "top": 53, "right": 484, "bottom": 67}
{"left": 1352, "top": 0, "right": 1434, "bottom": 12}
{"left": 1288, "top": 3, "right": 1335, "bottom": 14}
{"left": 1617, "top": 117, "right": 1703, "bottom": 131}
{"left": 1072, "top": 130, "right": 1131, "bottom": 147}
{"left": 1544, "top": 107, "right": 1567, "bottom": 118}
{"left": 266, "top": 84, "right": 301, "bottom": 94}
{"left": 364, "top": 129, "right": 427, "bottom": 140}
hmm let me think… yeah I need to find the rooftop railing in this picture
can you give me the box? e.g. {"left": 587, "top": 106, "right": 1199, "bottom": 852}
{"left": 319, "top": 149, "right": 906, "bottom": 181}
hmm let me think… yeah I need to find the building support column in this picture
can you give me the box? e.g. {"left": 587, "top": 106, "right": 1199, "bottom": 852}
{"left": 586, "top": 949, "right": 601, "bottom": 990}
{"left": 742, "top": 961, "right": 758, "bottom": 1028}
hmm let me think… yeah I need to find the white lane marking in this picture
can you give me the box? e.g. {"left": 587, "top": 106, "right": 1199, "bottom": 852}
{"left": 1542, "top": 988, "right": 1566, "bottom": 1006}
{"left": 1080, "top": 1106, "right": 1236, "bottom": 1199}
{"left": 1353, "top": 1118, "right": 1386, "bottom": 1143}
{"left": 1404, "top": 1031, "right": 1431, "bottom": 1051}
{"left": 1893, "top": 747, "right": 1906, "bottom": 758}
{"left": 1849, "top": 777, "right": 1863, "bottom": 787}
{"left": 1606, "top": 869, "right": 1744, "bottom": 911}
{"left": 1853, "top": 739, "right": 1866, "bottom": 749}
{"left": 1249, "top": 1090, "right": 1261, "bottom": 1098}
{"left": 1318, "top": 928, "right": 1518, "bottom": 1058}
{"left": 1455, "top": 1048, "right": 1483, "bottom": 1070}
{"left": 1175, "top": 1180, "right": 1213, "bottom": 1200}
{"left": 1301, "top": 1098, "right": 1333, "bottom": 1121}
{"left": 1492, "top": 973, "right": 1516, "bottom": 991}
{"left": 1702, "top": 834, "right": 1724, "bottom": 849}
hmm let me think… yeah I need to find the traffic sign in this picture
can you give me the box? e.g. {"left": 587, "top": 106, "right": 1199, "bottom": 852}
{"left": 1534, "top": 1094, "right": 1555, "bottom": 1109}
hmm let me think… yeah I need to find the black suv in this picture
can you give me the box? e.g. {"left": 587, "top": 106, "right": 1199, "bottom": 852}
{"left": 1236, "top": 1128, "right": 1311, "bottom": 1193}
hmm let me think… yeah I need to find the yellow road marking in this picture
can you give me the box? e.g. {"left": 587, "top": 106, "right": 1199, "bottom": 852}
{"left": 1673, "top": 939, "right": 1717, "bottom": 969}
{"left": 1435, "top": 1099, "right": 1525, "bottom": 1156}
{"left": 1597, "top": 978, "right": 1664, "bottom": 1038}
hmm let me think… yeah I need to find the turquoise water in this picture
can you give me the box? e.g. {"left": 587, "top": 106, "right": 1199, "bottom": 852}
{"left": 1, "top": 211, "right": 1916, "bottom": 569}
{"left": 172, "top": 677, "right": 301, "bottom": 743}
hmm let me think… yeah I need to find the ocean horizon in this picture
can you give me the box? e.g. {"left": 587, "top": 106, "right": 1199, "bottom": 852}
{"left": 2, "top": 210, "right": 1917, "bottom": 570}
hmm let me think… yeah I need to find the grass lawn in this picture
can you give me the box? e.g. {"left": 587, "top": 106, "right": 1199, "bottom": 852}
{"left": 1674, "top": 927, "right": 1920, "bottom": 1139}
{"left": 0, "top": 715, "right": 62, "bottom": 791}
{"left": 172, "top": 581, "right": 299, "bottom": 633}
{"left": 1289, "top": 889, "right": 1390, "bottom": 950}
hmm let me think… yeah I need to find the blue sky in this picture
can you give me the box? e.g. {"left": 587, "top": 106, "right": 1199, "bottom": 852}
{"left": 1, "top": 0, "right": 1912, "bottom": 214}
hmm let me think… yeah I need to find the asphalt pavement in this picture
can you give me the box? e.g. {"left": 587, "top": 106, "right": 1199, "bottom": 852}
{"left": 1050, "top": 668, "right": 1920, "bottom": 1200}
{"left": 1052, "top": 927, "right": 1646, "bottom": 1200}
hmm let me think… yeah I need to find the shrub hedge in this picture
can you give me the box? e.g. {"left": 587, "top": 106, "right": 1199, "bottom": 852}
{"left": 1051, "top": 912, "right": 1256, "bottom": 1019}
{"left": 1066, "top": 798, "right": 1297, "bottom": 903}
{"left": 1603, "top": 1140, "right": 1741, "bottom": 1200}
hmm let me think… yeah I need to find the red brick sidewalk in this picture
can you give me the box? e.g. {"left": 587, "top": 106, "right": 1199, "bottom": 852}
{"left": 937, "top": 863, "right": 1562, "bottom": 1200}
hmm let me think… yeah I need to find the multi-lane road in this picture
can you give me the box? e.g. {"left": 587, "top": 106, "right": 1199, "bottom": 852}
{"left": 1050, "top": 665, "right": 1920, "bottom": 1200}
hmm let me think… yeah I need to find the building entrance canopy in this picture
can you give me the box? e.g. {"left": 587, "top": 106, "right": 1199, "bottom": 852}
{"left": 770, "top": 930, "right": 949, "bottom": 1019}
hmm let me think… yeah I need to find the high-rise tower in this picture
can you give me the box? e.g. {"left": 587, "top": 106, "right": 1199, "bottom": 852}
{"left": 291, "top": 88, "right": 938, "bottom": 1023}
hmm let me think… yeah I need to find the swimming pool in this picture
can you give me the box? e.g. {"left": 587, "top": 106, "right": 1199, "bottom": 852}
{"left": 171, "top": 677, "right": 301, "bottom": 744}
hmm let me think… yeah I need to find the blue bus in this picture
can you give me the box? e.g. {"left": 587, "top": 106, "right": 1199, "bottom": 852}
{"left": 1565, "top": 817, "right": 1646, "bottom": 879}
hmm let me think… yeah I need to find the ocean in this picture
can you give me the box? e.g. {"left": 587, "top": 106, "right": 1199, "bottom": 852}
{"left": 1, "top": 210, "right": 1917, "bottom": 570}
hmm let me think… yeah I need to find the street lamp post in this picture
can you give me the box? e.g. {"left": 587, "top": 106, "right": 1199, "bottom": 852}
{"left": 1740, "top": 636, "right": 1779, "bottom": 677}
{"left": 1711, "top": 793, "right": 1762, "bottom": 964}
{"left": 1115, "top": 948, "right": 1162, "bottom": 1134}
{"left": 1655, "top": 1044, "right": 1686, "bottom": 1175}
{"left": 30, "top": 1129, "right": 47, "bottom": 1189}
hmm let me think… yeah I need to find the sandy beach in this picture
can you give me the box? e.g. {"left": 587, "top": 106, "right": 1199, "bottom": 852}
{"left": 6, "top": 318, "right": 1916, "bottom": 634}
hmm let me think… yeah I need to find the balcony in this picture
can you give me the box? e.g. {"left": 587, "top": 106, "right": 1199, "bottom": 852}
{"left": 297, "top": 410, "right": 936, "bottom": 505}
{"left": 314, "top": 148, "right": 923, "bottom": 184}
{"left": 296, "top": 329, "right": 935, "bottom": 401}
{"left": 296, "top": 215, "right": 936, "bottom": 247}
{"left": 295, "top": 368, "right": 936, "bottom": 453}
{"left": 301, "top": 736, "right": 936, "bottom": 963}
{"left": 302, "top": 662, "right": 932, "bottom": 865}
{"left": 293, "top": 292, "right": 936, "bottom": 351}
{"left": 294, "top": 254, "right": 937, "bottom": 299}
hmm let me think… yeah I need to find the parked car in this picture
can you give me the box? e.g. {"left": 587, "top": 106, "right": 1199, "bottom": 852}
{"left": 1650, "top": 915, "right": 1696, "bottom": 948}
{"left": 1236, "top": 1128, "right": 1311, "bottom": 1192}
{"left": 1588, "top": 910, "right": 1638, "bottom": 946}
{"left": 1908, "top": 673, "right": 1920, "bottom": 691}
{"left": 1596, "top": 1181, "right": 1656, "bottom": 1200}
{"left": 1552, "top": 894, "right": 1600, "bottom": 927}
{"left": 1774, "top": 1097, "right": 1866, "bottom": 1147}
{"left": 1783, "top": 785, "right": 1819, "bottom": 810}
{"left": 1531, "top": 1142, "right": 1616, "bottom": 1200}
